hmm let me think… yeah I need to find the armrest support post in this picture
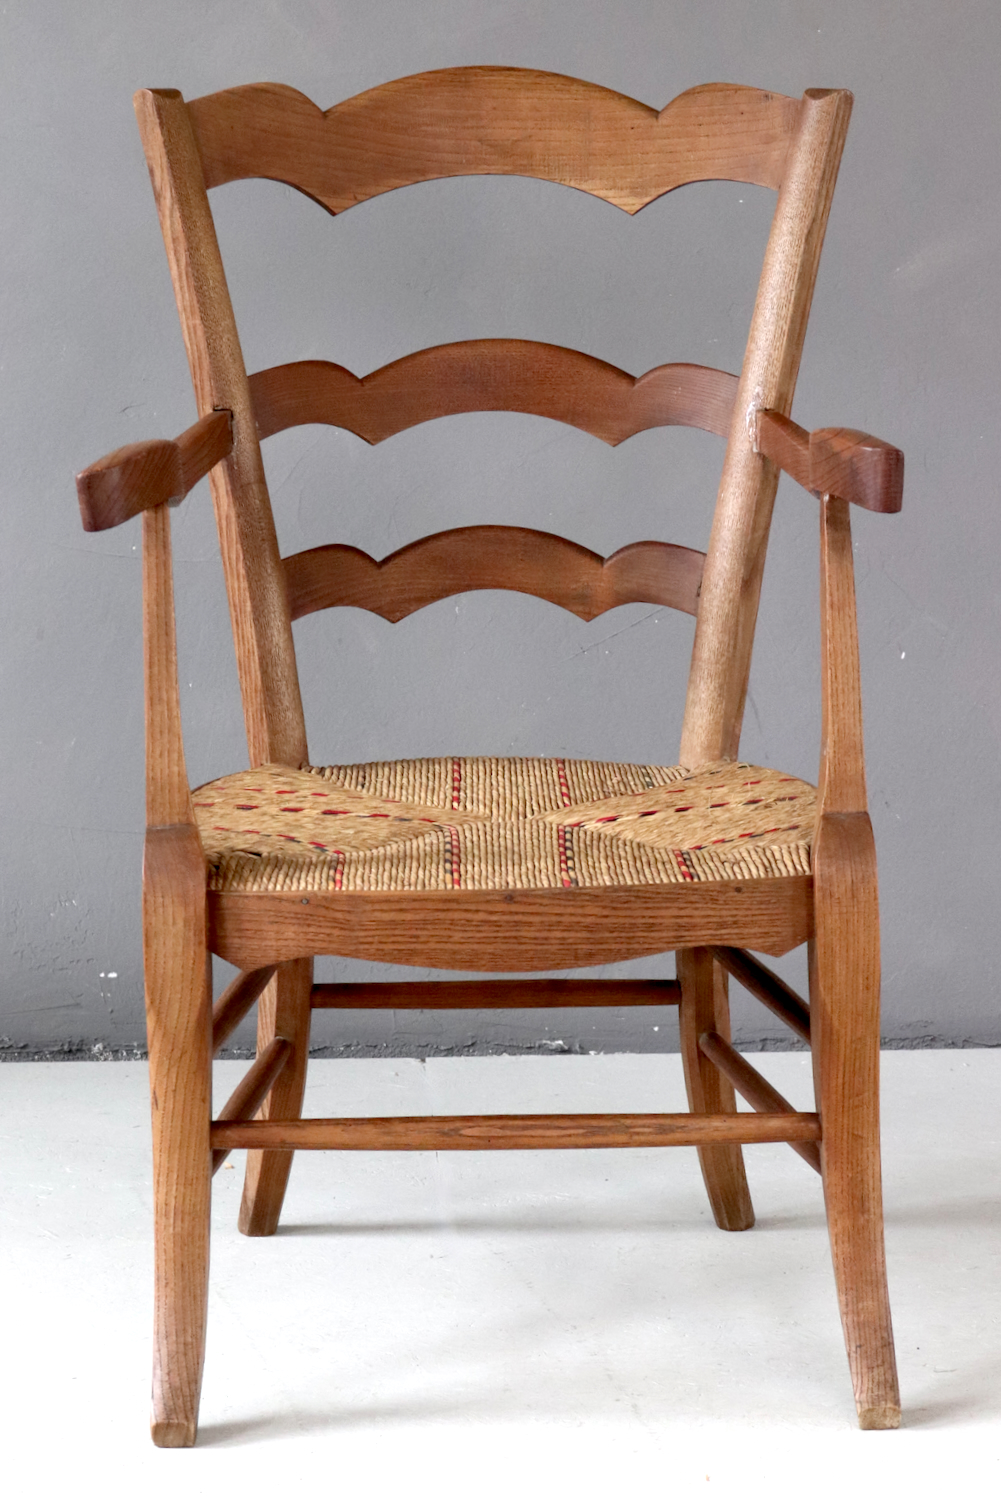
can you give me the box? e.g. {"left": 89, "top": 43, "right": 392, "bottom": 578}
{"left": 818, "top": 495, "right": 867, "bottom": 816}
{"left": 78, "top": 411, "right": 229, "bottom": 837}
{"left": 750, "top": 406, "right": 900, "bottom": 818}
{"left": 143, "top": 503, "right": 196, "bottom": 829}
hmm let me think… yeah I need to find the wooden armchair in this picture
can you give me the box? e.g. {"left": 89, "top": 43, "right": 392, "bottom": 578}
{"left": 76, "top": 69, "right": 904, "bottom": 1445}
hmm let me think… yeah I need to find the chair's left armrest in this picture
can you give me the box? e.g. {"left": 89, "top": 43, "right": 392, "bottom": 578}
{"left": 76, "top": 412, "right": 232, "bottom": 833}
{"left": 76, "top": 409, "right": 233, "bottom": 532}
{"left": 755, "top": 409, "right": 903, "bottom": 514}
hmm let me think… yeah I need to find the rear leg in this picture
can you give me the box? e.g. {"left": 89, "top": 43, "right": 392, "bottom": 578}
{"left": 239, "top": 957, "right": 313, "bottom": 1236}
{"left": 678, "top": 946, "right": 754, "bottom": 1231}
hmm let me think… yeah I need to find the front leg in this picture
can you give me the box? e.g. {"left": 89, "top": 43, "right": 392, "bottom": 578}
{"left": 144, "top": 826, "right": 213, "bottom": 1447}
{"left": 811, "top": 812, "right": 900, "bottom": 1428}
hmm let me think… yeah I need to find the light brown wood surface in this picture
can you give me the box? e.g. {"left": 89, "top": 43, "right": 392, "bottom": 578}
{"left": 76, "top": 65, "right": 906, "bottom": 1442}
{"left": 209, "top": 878, "right": 815, "bottom": 972}
{"left": 78, "top": 439, "right": 181, "bottom": 533}
{"left": 818, "top": 495, "right": 867, "bottom": 816}
{"left": 143, "top": 506, "right": 194, "bottom": 830}
{"left": 709, "top": 945, "right": 811, "bottom": 1043}
{"left": 754, "top": 409, "right": 903, "bottom": 513}
{"left": 810, "top": 813, "right": 900, "bottom": 1427}
{"left": 250, "top": 348, "right": 737, "bottom": 444}
{"left": 753, "top": 407, "right": 812, "bottom": 489}
{"left": 190, "top": 72, "right": 802, "bottom": 214}
{"left": 698, "top": 1029, "right": 821, "bottom": 1172}
{"left": 310, "top": 978, "right": 681, "bottom": 1009}
{"left": 211, "top": 1036, "right": 291, "bottom": 1173}
{"left": 211, "top": 964, "right": 277, "bottom": 1053}
{"left": 135, "top": 88, "right": 307, "bottom": 769}
{"left": 680, "top": 88, "right": 853, "bottom": 766}
{"left": 143, "top": 824, "right": 212, "bottom": 1448}
{"left": 677, "top": 948, "right": 754, "bottom": 1230}
{"left": 77, "top": 410, "right": 233, "bottom": 531}
{"left": 239, "top": 958, "right": 314, "bottom": 1236}
{"left": 211, "top": 1110, "right": 821, "bottom": 1153}
{"left": 811, "top": 427, "right": 903, "bottom": 512}
{"left": 284, "top": 528, "right": 705, "bottom": 623}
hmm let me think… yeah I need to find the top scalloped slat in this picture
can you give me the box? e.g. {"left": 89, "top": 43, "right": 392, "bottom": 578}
{"left": 186, "top": 68, "right": 802, "bottom": 215}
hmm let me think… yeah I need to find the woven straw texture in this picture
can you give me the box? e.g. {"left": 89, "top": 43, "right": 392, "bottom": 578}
{"left": 193, "top": 758, "right": 815, "bottom": 893}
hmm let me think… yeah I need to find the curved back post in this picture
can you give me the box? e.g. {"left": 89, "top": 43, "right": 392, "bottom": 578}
{"left": 679, "top": 88, "right": 852, "bottom": 766}
{"left": 135, "top": 88, "right": 308, "bottom": 769}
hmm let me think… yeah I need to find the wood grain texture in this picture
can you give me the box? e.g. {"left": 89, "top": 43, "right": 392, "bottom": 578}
{"left": 135, "top": 88, "right": 308, "bottom": 769}
{"left": 78, "top": 412, "right": 233, "bottom": 532}
{"left": 680, "top": 88, "right": 853, "bottom": 766}
{"left": 189, "top": 71, "right": 802, "bottom": 215}
{"left": 79, "top": 439, "right": 181, "bottom": 533}
{"left": 754, "top": 409, "right": 903, "bottom": 513}
{"left": 810, "top": 812, "right": 899, "bottom": 1428}
{"left": 211, "top": 1111, "right": 821, "bottom": 1152}
{"left": 818, "top": 496, "right": 867, "bottom": 815}
{"left": 211, "top": 1036, "right": 291, "bottom": 1174}
{"left": 114, "top": 66, "right": 903, "bottom": 1438}
{"left": 811, "top": 426, "right": 903, "bottom": 514}
{"left": 753, "top": 407, "right": 812, "bottom": 490}
{"left": 177, "top": 408, "right": 234, "bottom": 493}
{"left": 211, "top": 964, "right": 277, "bottom": 1054}
{"left": 209, "top": 878, "right": 815, "bottom": 971}
{"left": 698, "top": 1029, "right": 820, "bottom": 1172}
{"left": 709, "top": 945, "right": 811, "bottom": 1043}
{"left": 283, "top": 528, "right": 705, "bottom": 623}
{"left": 143, "top": 506, "right": 194, "bottom": 830}
{"left": 677, "top": 948, "right": 754, "bottom": 1230}
{"left": 238, "top": 958, "right": 314, "bottom": 1236}
{"left": 310, "top": 978, "right": 681, "bottom": 1009}
{"left": 250, "top": 348, "right": 738, "bottom": 444}
{"left": 143, "top": 824, "right": 211, "bottom": 1448}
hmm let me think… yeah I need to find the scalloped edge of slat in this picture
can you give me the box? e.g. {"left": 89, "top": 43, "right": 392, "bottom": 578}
{"left": 250, "top": 343, "right": 738, "bottom": 445}
{"left": 282, "top": 526, "right": 705, "bottom": 622}
{"left": 185, "top": 70, "right": 802, "bottom": 215}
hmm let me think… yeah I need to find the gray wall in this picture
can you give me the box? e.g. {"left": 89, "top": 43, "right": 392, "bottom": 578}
{"left": 2, "top": 0, "right": 998, "bottom": 1057}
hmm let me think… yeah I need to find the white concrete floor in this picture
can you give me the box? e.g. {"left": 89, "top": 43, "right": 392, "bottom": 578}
{"left": 2, "top": 1051, "right": 999, "bottom": 1498}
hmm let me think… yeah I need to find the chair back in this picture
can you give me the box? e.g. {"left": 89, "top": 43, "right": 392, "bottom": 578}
{"left": 135, "top": 68, "right": 851, "bottom": 769}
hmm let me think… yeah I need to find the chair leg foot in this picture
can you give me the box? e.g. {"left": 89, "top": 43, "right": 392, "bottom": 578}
{"left": 149, "top": 1068, "right": 211, "bottom": 1444}
{"left": 239, "top": 958, "right": 313, "bottom": 1237}
{"left": 857, "top": 1405, "right": 901, "bottom": 1431}
{"left": 678, "top": 947, "right": 754, "bottom": 1231}
{"left": 812, "top": 814, "right": 900, "bottom": 1429}
{"left": 824, "top": 1158, "right": 901, "bottom": 1431}
{"left": 822, "top": 1144, "right": 901, "bottom": 1429}
{"left": 151, "top": 1418, "right": 199, "bottom": 1448}
{"left": 820, "top": 1121, "right": 901, "bottom": 1428}
{"left": 239, "top": 1151, "right": 295, "bottom": 1237}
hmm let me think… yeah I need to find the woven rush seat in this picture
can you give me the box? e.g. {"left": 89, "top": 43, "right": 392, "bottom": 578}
{"left": 193, "top": 757, "right": 816, "bottom": 893}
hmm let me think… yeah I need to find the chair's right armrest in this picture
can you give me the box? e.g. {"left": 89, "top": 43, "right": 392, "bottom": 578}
{"left": 755, "top": 409, "right": 903, "bottom": 514}
{"left": 76, "top": 408, "right": 233, "bottom": 531}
